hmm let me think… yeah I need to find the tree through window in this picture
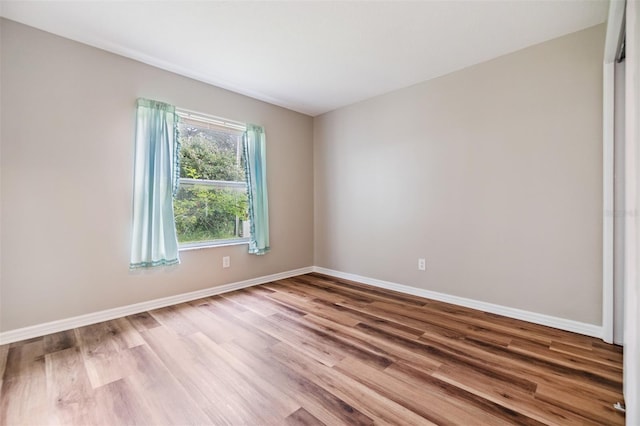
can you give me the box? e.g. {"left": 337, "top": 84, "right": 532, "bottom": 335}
{"left": 173, "top": 111, "right": 249, "bottom": 247}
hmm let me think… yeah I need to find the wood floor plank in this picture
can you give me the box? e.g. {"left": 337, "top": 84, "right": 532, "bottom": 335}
{"left": 142, "top": 325, "right": 287, "bottom": 425}
{"left": 313, "top": 298, "right": 427, "bottom": 338}
{"left": 125, "top": 311, "right": 161, "bottom": 333}
{"left": 468, "top": 336, "right": 622, "bottom": 390}
{"left": 0, "top": 343, "right": 9, "bottom": 381}
{"left": 284, "top": 407, "right": 326, "bottom": 426}
{"left": 186, "top": 299, "right": 250, "bottom": 344}
{"left": 124, "top": 344, "right": 213, "bottom": 425}
{"left": 0, "top": 373, "right": 49, "bottom": 425}
{"left": 191, "top": 297, "right": 279, "bottom": 348}
{"left": 269, "top": 341, "right": 437, "bottom": 426}
{"left": 75, "top": 323, "right": 138, "bottom": 389}
{"left": 267, "top": 290, "right": 363, "bottom": 327}
{"left": 45, "top": 346, "right": 100, "bottom": 425}
{"left": 286, "top": 278, "right": 379, "bottom": 305}
{"left": 268, "top": 312, "right": 393, "bottom": 370}
{"left": 549, "top": 340, "right": 623, "bottom": 368}
{"left": 355, "top": 320, "right": 543, "bottom": 391}
{"left": 534, "top": 381, "right": 626, "bottom": 425}
{"left": 222, "top": 289, "right": 282, "bottom": 317}
{"left": 507, "top": 337, "right": 622, "bottom": 382}
{"left": 593, "top": 339, "right": 624, "bottom": 354}
{"left": 43, "top": 329, "right": 78, "bottom": 354}
{"left": 391, "top": 361, "right": 545, "bottom": 425}
{"left": 291, "top": 312, "right": 400, "bottom": 366}
{"left": 335, "top": 356, "right": 519, "bottom": 426}
{"left": 147, "top": 305, "right": 202, "bottom": 336}
{"left": 163, "top": 299, "right": 238, "bottom": 343}
{"left": 426, "top": 301, "right": 594, "bottom": 349}
{"left": 245, "top": 286, "right": 308, "bottom": 318}
{"left": 0, "top": 273, "right": 625, "bottom": 425}
{"left": 371, "top": 299, "right": 515, "bottom": 346}
{"left": 140, "top": 326, "right": 250, "bottom": 425}
{"left": 304, "top": 314, "right": 445, "bottom": 374}
{"left": 223, "top": 339, "right": 375, "bottom": 426}
{"left": 92, "top": 378, "right": 156, "bottom": 426}
{"left": 281, "top": 277, "right": 367, "bottom": 299}
{"left": 110, "top": 317, "right": 146, "bottom": 349}
{"left": 379, "top": 288, "right": 597, "bottom": 350}
{"left": 188, "top": 332, "right": 300, "bottom": 423}
{"left": 418, "top": 324, "right": 623, "bottom": 396}
{"left": 302, "top": 273, "right": 428, "bottom": 306}
{"left": 1, "top": 340, "right": 48, "bottom": 425}
{"left": 231, "top": 308, "right": 347, "bottom": 367}
{"left": 262, "top": 280, "right": 317, "bottom": 302}
{"left": 2, "top": 339, "right": 45, "bottom": 380}
{"left": 432, "top": 363, "right": 603, "bottom": 425}
{"left": 338, "top": 297, "right": 438, "bottom": 331}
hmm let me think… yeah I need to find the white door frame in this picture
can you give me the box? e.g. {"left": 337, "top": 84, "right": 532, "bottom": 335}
{"left": 603, "top": 0, "right": 626, "bottom": 345}
{"left": 624, "top": 0, "right": 639, "bottom": 421}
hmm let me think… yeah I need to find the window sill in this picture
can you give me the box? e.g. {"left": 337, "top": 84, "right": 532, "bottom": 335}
{"left": 179, "top": 238, "right": 249, "bottom": 252}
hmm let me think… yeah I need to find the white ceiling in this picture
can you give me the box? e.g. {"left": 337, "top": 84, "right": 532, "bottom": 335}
{"left": 1, "top": 1, "right": 609, "bottom": 116}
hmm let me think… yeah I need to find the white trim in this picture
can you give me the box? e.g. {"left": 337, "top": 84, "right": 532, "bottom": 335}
{"left": 624, "top": 0, "right": 639, "bottom": 421}
{"left": 603, "top": 0, "right": 627, "bottom": 345}
{"left": 312, "top": 267, "right": 603, "bottom": 339}
{"left": 179, "top": 239, "right": 249, "bottom": 251}
{"left": 176, "top": 108, "right": 247, "bottom": 131}
{"left": 603, "top": 61, "right": 615, "bottom": 344}
{"left": 604, "top": 0, "right": 626, "bottom": 64}
{"left": 0, "top": 264, "right": 605, "bottom": 344}
{"left": 179, "top": 178, "right": 247, "bottom": 190}
{"left": 0, "top": 266, "right": 313, "bottom": 345}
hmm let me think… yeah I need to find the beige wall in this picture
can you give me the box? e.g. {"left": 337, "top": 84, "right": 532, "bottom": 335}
{"left": 0, "top": 19, "right": 314, "bottom": 331}
{"left": 1, "top": 19, "right": 607, "bottom": 332}
{"left": 314, "top": 25, "right": 605, "bottom": 325}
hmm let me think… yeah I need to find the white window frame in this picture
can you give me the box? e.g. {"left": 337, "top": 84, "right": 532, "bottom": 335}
{"left": 175, "top": 109, "right": 250, "bottom": 250}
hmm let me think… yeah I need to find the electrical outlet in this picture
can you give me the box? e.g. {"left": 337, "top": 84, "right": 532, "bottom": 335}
{"left": 418, "top": 258, "right": 426, "bottom": 271}
{"left": 222, "top": 256, "right": 230, "bottom": 268}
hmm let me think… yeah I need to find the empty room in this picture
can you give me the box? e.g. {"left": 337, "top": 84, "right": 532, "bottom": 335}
{"left": 1, "top": 0, "right": 639, "bottom": 425}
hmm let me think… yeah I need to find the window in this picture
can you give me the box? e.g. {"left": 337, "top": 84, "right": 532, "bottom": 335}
{"left": 173, "top": 110, "right": 250, "bottom": 248}
{"left": 131, "top": 98, "right": 269, "bottom": 267}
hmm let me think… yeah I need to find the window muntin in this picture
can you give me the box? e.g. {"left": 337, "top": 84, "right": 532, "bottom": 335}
{"left": 174, "top": 110, "right": 249, "bottom": 248}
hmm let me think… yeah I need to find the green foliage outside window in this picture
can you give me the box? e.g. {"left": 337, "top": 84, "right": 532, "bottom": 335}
{"left": 173, "top": 123, "right": 248, "bottom": 244}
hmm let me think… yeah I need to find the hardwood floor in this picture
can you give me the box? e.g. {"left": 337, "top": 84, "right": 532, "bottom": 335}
{"left": 0, "top": 273, "right": 625, "bottom": 425}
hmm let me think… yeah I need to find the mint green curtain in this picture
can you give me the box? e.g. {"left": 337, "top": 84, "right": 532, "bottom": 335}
{"left": 244, "top": 124, "right": 270, "bottom": 255}
{"left": 130, "top": 98, "right": 181, "bottom": 268}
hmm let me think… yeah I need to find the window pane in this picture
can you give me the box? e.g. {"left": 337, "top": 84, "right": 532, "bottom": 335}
{"left": 174, "top": 114, "right": 248, "bottom": 246}
{"left": 179, "top": 123, "right": 246, "bottom": 182}
{"left": 174, "top": 183, "right": 248, "bottom": 243}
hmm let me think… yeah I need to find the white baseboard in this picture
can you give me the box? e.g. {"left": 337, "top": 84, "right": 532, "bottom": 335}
{"left": 0, "top": 266, "right": 313, "bottom": 345}
{"left": 0, "top": 264, "right": 604, "bottom": 344}
{"left": 312, "top": 266, "right": 603, "bottom": 339}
